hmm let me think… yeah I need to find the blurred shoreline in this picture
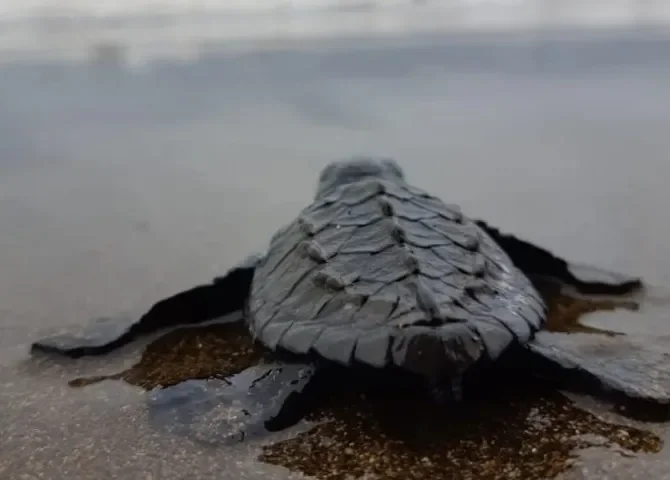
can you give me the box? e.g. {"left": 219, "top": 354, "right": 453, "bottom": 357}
{"left": 1, "top": 0, "right": 670, "bottom": 65}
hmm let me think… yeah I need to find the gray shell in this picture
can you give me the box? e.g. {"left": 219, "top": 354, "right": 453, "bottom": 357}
{"left": 248, "top": 177, "right": 546, "bottom": 379}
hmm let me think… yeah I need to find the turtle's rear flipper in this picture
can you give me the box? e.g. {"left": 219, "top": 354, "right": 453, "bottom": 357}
{"left": 148, "top": 361, "right": 321, "bottom": 444}
{"left": 523, "top": 332, "right": 670, "bottom": 420}
{"left": 31, "top": 258, "right": 259, "bottom": 358}
{"left": 475, "top": 220, "right": 643, "bottom": 295}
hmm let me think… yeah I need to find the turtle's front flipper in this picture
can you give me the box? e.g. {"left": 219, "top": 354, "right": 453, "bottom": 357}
{"left": 475, "top": 220, "right": 643, "bottom": 295}
{"left": 31, "top": 255, "right": 262, "bottom": 358}
{"left": 523, "top": 332, "right": 670, "bottom": 419}
{"left": 148, "top": 360, "right": 321, "bottom": 444}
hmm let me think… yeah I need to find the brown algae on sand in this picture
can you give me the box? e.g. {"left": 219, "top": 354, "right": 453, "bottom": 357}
{"left": 260, "top": 384, "right": 659, "bottom": 480}
{"left": 538, "top": 280, "right": 640, "bottom": 337}
{"left": 69, "top": 287, "right": 662, "bottom": 480}
{"left": 69, "top": 321, "right": 272, "bottom": 389}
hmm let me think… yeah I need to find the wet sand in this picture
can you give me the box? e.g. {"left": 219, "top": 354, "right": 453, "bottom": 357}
{"left": 2, "top": 28, "right": 670, "bottom": 479}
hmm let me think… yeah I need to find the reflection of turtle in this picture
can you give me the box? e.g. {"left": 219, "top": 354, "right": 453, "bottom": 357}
{"left": 32, "top": 157, "right": 646, "bottom": 443}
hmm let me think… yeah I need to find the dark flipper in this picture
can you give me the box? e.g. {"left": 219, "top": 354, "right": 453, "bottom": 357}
{"left": 148, "top": 361, "right": 320, "bottom": 444}
{"left": 30, "top": 256, "right": 261, "bottom": 358}
{"left": 475, "top": 220, "right": 643, "bottom": 295}
{"left": 523, "top": 332, "right": 670, "bottom": 419}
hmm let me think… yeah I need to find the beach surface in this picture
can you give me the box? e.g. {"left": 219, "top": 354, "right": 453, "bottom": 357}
{"left": 2, "top": 19, "right": 670, "bottom": 479}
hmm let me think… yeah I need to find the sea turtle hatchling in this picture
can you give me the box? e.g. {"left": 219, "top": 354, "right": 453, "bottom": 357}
{"left": 31, "top": 156, "right": 651, "bottom": 442}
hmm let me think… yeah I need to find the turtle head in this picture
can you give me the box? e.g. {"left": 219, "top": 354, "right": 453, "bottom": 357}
{"left": 316, "top": 156, "right": 405, "bottom": 198}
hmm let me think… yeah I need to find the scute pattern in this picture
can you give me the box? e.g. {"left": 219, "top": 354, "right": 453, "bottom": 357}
{"left": 249, "top": 177, "right": 546, "bottom": 380}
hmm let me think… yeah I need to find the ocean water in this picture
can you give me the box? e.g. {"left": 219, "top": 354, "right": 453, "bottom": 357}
{"left": 1, "top": 0, "right": 669, "bottom": 64}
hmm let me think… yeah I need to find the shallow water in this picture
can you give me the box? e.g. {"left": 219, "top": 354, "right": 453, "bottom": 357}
{"left": 2, "top": 28, "right": 670, "bottom": 479}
